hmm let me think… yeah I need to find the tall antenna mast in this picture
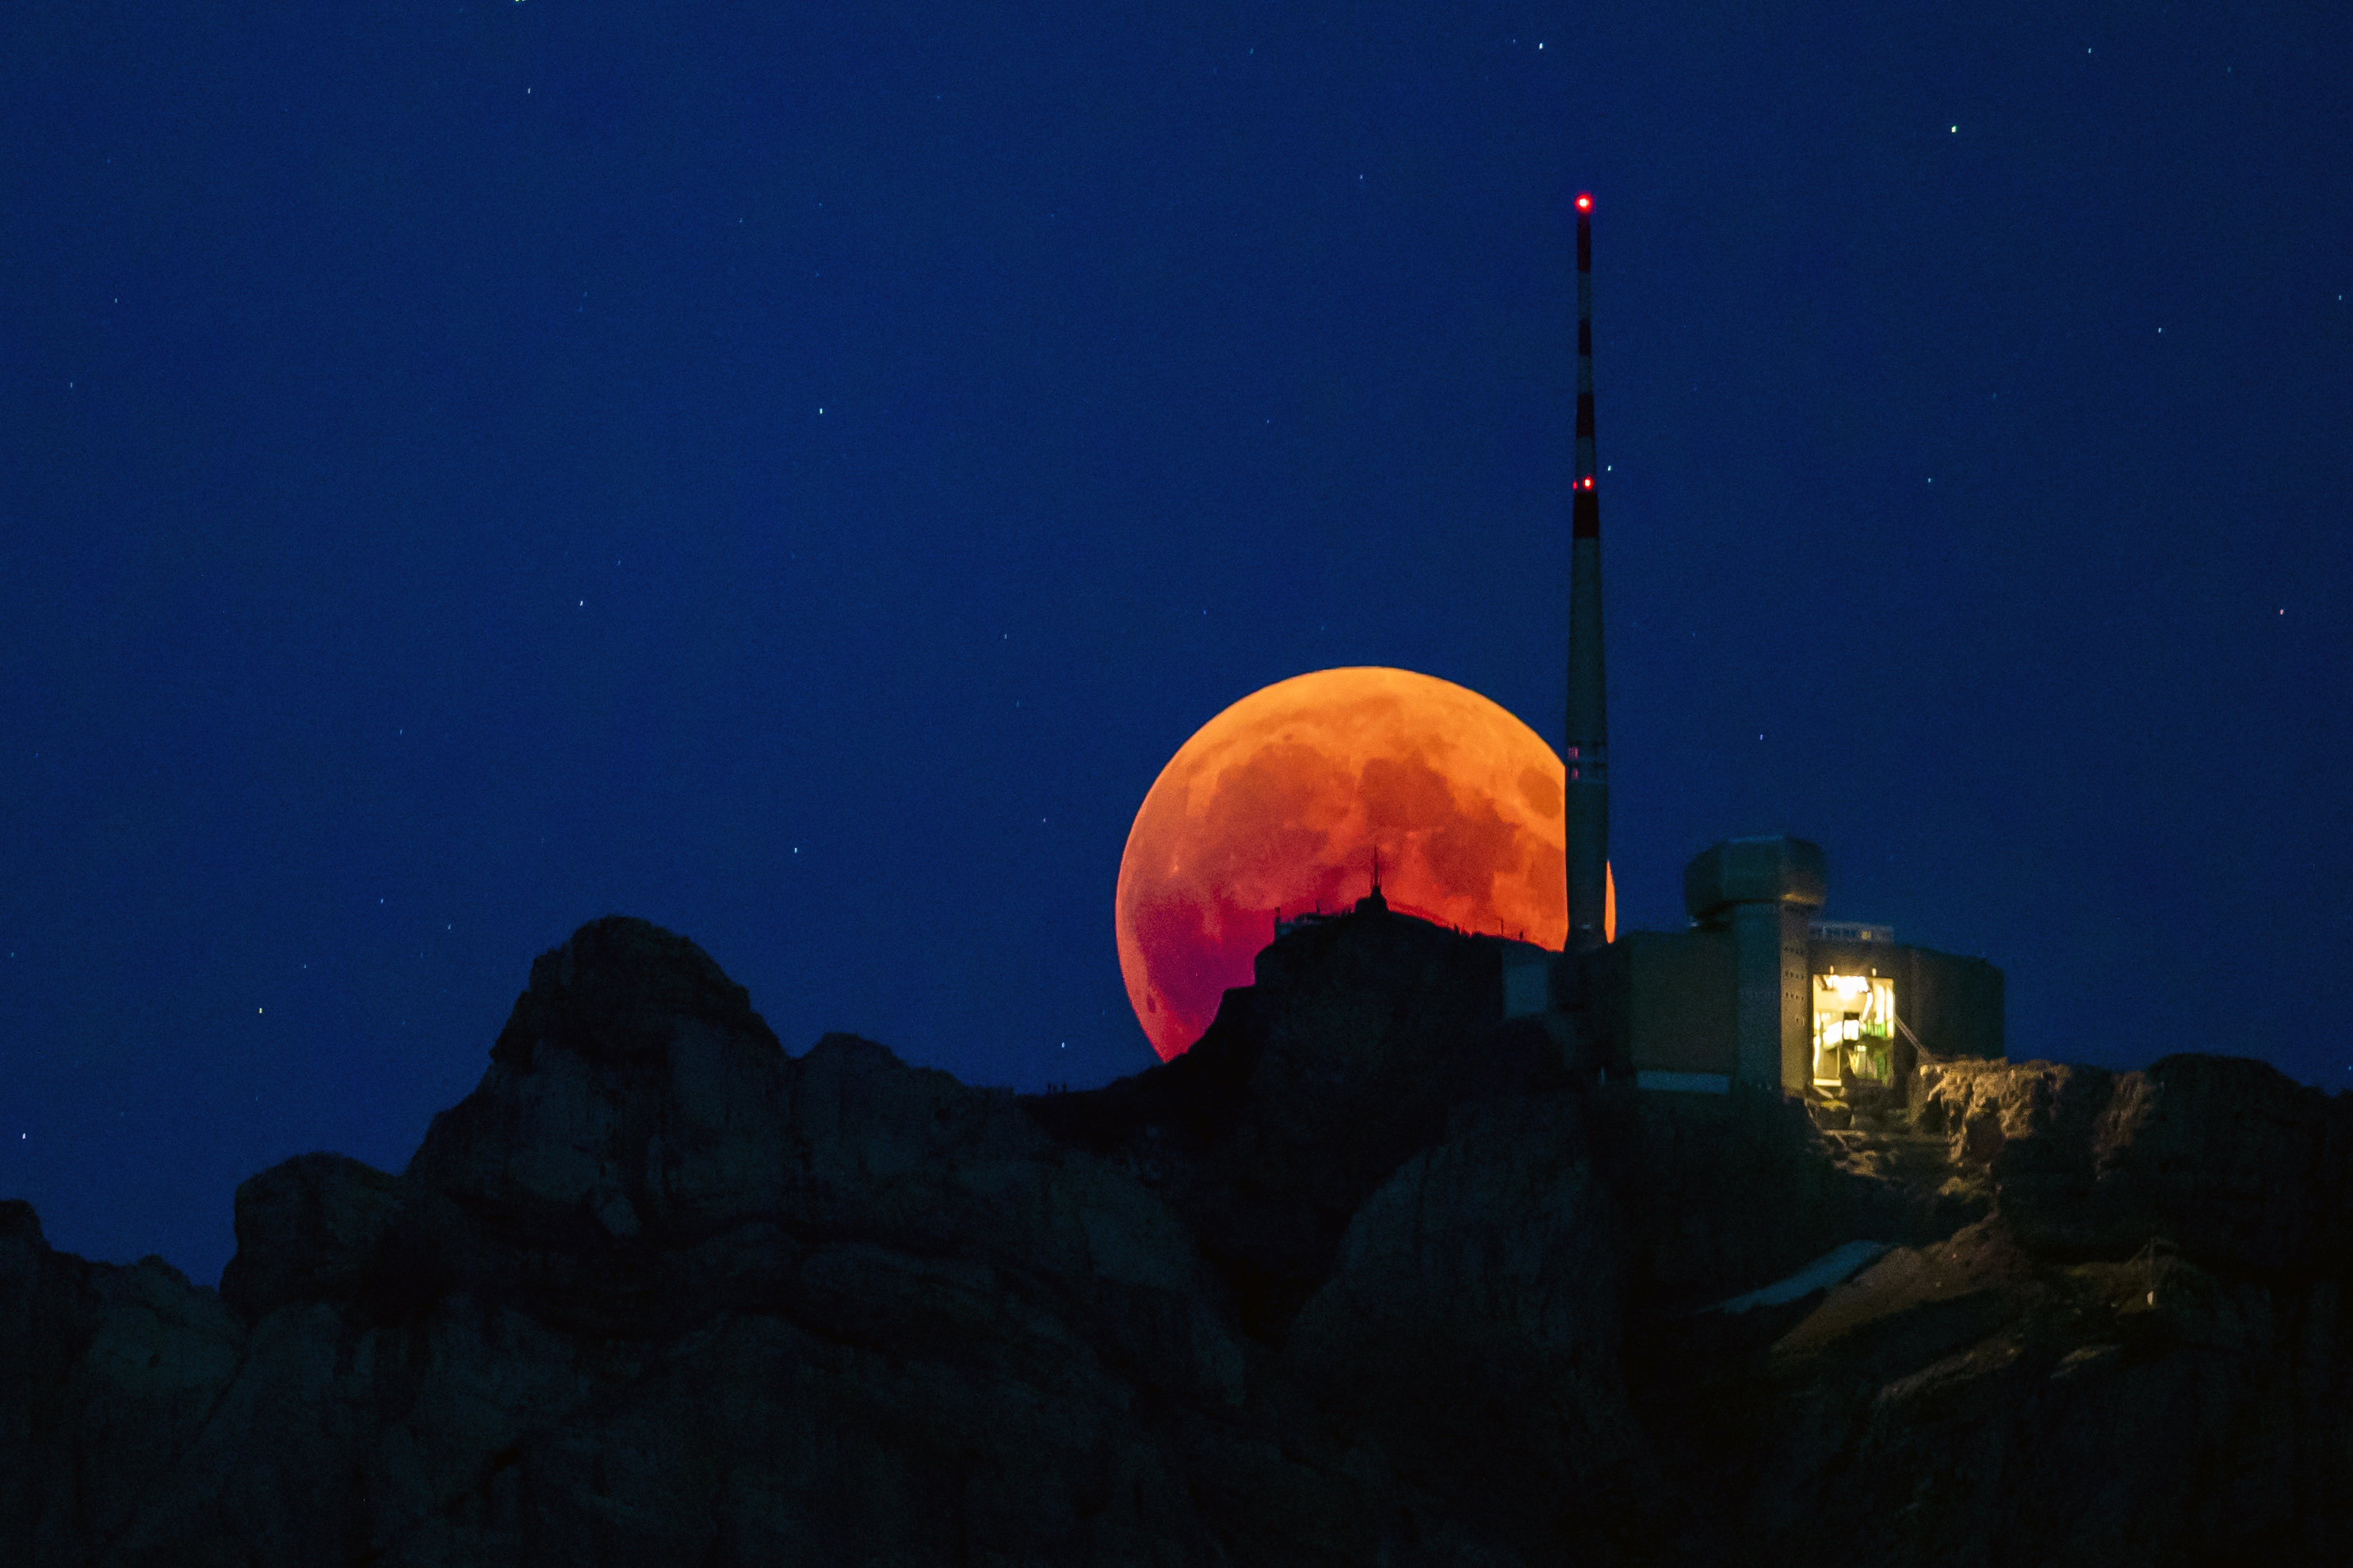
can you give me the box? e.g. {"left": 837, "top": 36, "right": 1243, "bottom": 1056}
{"left": 1564, "top": 191, "right": 1610, "bottom": 953}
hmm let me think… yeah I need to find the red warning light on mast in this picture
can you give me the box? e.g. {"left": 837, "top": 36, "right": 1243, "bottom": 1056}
{"left": 1575, "top": 193, "right": 1593, "bottom": 212}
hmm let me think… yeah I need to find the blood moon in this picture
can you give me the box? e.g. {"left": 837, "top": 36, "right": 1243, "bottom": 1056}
{"left": 1116, "top": 666, "right": 1572, "bottom": 1063}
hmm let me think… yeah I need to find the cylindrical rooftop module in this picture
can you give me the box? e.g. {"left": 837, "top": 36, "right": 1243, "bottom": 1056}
{"left": 1564, "top": 191, "right": 1610, "bottom": 953}
{"left": 1683, "top": 836, "right": 1828, "bottom": 925}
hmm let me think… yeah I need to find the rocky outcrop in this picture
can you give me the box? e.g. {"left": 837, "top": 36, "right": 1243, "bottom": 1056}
{"left": 1029, "top": 904, "right": 1567, "bottom": 1340}
{"left": 1648, "top": 1211, "right": 2353, "bottom": 1566}
{"left": 1625, "top": 1055, "right": 2353, "bottom": 1566}
{"left": 1913, "top": 1053, "right": 2353, "bottom": 1276}
{"left": 217, "top": 1150, "right": 399, "bottom": 1322}
{"left": 0, "top": 1205, "right": 245, "bottom": 1564}
{"left": 1283, "top": 1092, "right": 1692, "bottom": 1562}
{"left": 3, "top": 913, "right": 2351, "bottom": 1565}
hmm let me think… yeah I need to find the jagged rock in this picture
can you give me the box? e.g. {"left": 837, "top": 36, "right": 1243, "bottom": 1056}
{"left": 5, "top": 913, "right": 2351, "bottom": 1566}
{"left": 10, "top": 918, "right": 1304, "bottom": 1565}
{"left": 2090, "top": 1054, "right": 2351, "bottom": 1277}
{"left": 1285, "top": 1092, "right": 1690, "bottom": 1563}
{"left": 1694, "top": 1217, "right": 2353, "bottom": 1566}
{"left": 219, "top": 1150, "right": 400, "bottom": 1322}
{"left": 1625, "top": 1048, "right": 2353, "bottom": 1566}
{"left": 417, "top": 914, "right": 795, "bottom": 1237}
{"left": 1914, "top": 1052, "right": 2352, "bottom": 1276}
{"left": 1028, "top": 904, "right": 1573, "bottom": 1340}
{"left": 0, "top": 1204, "right": 246, "bottom": 1562}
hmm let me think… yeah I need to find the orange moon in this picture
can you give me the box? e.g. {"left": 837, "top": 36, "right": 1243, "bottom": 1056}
{"left": 1116, "top": 666, "right": 1579, "bottom": 1063}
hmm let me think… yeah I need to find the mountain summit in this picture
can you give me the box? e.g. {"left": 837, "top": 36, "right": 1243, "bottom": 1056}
{"left": 5, "top": 912, "right": 2350, "bottom": 1564}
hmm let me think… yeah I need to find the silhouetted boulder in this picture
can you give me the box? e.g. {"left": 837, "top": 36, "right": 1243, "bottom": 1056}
{"left": 218, "top": 1151, "right": 399, "bottom": 1324}
{"left": 1914, "top": 1052, "right": 2353, "bottom": 1277}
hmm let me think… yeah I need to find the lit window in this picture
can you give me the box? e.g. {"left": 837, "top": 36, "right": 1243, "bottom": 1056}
{"left": 1812, "top": 972, "right": 1897, "bottom": 1086}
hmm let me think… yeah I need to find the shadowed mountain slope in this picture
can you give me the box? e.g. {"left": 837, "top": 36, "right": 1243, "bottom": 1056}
{"left": 5, "top": 912, "right": 2351, "bottom": 1564}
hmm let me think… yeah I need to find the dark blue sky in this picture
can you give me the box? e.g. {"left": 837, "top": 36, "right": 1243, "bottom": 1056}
{"left": 6, "top": 1, "right": 2347, "bottom": 1289}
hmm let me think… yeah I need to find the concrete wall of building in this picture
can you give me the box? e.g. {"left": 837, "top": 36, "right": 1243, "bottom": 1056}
{"left": 1584, "top": 929, "right": 2003, "bottom": 1102}
{"left": 1590, "top": 929, "right": 1736, "bottom": 1078}
{"left": 1731, "top": 904, "right": 1812, "bottom": 1092}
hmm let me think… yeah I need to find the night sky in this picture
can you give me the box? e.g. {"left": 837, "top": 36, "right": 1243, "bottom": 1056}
{"left": 6, "top": 2, "right": 2348, "bottom": 1290}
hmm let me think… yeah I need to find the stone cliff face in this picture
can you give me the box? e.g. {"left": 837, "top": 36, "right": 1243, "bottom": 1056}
{"left": 3, "top": 913, "right": 2350, "bottom": 1565}
{"left": 1629, "top": 1055, "right": 2353, "bottom": 1566}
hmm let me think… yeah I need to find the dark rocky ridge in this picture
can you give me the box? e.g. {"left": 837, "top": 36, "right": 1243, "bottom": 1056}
{"left": 4, "top": 911, "right": 2349, "bottom": 1564}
